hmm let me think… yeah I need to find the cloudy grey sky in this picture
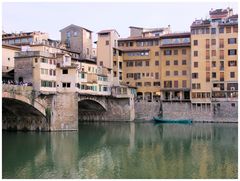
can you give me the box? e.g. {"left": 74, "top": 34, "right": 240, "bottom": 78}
{"left": 2, "top": 2, "right": 238, "bottom": 42}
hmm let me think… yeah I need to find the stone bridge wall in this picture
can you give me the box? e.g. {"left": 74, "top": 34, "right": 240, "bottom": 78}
{"left": 78, "top": 95, "right": 135, "bottom": 122}
{"left": 2, "top": 85, "right": 135, "bottom": 131}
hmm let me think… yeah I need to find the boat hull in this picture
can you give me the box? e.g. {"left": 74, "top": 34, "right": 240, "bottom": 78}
{"left": 153, "top": 117, "right": 192, "bottom": 124}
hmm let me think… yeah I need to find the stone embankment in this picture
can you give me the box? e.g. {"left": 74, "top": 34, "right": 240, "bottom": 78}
{"left": 135, "top": 101, "right": 238, "bottom": 123}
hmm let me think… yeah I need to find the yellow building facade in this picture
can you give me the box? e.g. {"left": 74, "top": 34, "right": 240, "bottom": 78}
{"left": 190, "top": 8, "right": 238, "bottom": 105}
{"left": 159, "top": 33, "right": 191, "bottom": 101}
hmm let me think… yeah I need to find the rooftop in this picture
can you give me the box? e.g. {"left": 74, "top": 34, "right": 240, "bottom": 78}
{"left": 118, "top": 36, "right": 159, "bottom": 41}
{"left": 160, "top": 32, "right": 191, "bottom": 38}
{"left": 2, "top": 31, "right": 48, "bottom": 39}
{"left": 97, "top": 29, "right": 120, "bottom": 36}
{"left": 59, "top": 24, "right": 92, "bottom": 33}
{"left": 209, "top": 8, "right": 232, "bottom": 15}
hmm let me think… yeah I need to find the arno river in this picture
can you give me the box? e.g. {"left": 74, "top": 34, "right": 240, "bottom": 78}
{"left": 2, "top": 122, "right": 237, "bottom": 179}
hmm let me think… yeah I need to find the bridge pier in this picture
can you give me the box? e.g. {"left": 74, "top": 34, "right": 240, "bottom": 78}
{"left": 50, "top": 92, "right": 78, "bottom": 131}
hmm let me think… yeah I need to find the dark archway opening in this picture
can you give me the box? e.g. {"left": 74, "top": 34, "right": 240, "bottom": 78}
{"left": 78, "top": 99, "right": 106, "bottom": 122}
{"left": 2, "top": 98, "right": 48, "bottom": 131}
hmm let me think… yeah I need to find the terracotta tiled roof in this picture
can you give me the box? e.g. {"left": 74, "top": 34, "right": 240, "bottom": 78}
{"left": 160, "top": 32, "right": 190, "bottom": 38}
{"left": 118, "top": 36, "right": 159, "bottom": 41}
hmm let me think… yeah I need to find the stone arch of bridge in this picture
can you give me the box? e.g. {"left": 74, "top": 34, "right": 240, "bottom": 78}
{"left": 2, "top": 91, "right": 47, "bottom": 117}
{"left": 78, "top": 98, "right": 107, "bottom": 112}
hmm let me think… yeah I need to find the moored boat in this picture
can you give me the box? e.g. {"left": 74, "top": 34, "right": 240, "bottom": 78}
{"left": 153, "top": 117, "right": 193, "bottom": 124}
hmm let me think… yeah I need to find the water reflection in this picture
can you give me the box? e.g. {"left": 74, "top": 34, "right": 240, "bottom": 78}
{"left": 2, "top": 123, "right": 238, "bottom": 179}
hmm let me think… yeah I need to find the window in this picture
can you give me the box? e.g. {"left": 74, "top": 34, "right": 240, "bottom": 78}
{"left": 211, "top": 39, "right": 216, "bottom": 45}
{"left": 126, "top": 73, "right": 133, "bottom": 78}
{"left": 182, "top": 60, "right": 186, "bottom": 65}
{"left": 194, "top": 51, "right": 198, "bottom": 57}
{"left": 212, "top": 72, "right": 216, "bottom": 78}
{"left": 154, "top": 82, "right": 160, "bottom": 86}
{"left": 193, "top": 40, "right": 198, "bottom": 46}
{"left": 174, "top": 71, "right": 178, "bottom": 76}
{"left": 119, "top": 62, "right": 122, "bottom": 69}
{"left": 35, "top": 58, "right": 38, "bottom": 63}
{"left": 220, "top": 50, "right": 224, "bottom": 59}
{"left": 206, "top": 50, "right": 210, "bottom": 59}
{"left": 230, "top": 72, "right": 235, "bottom": 78}
{"left": 174, "top": 50, "right": 178, "bottom": 55}
{"left": 62, "top": 82, "right": 71, "bottom": 88}
{"left": 226, "top": 27, "right": 231, "bottom": 33}
{"left": 182, "top": 70, "right": 187, "bottom": 76}
{"left": 106, "top": 40, "right": 109, "bottom": 45}
{"left": 219, "top": 27, "right": 224, "bottom": 33}
{"left": 155, "top": 61, "right": 159, "bottom": 66}
{"left": 136, "top": 82, "right": 142, "bottom": 87}
{"left": 211, "top": 28, "right": 216, "bottom": 34}
{"left": 62, "top": 69, "right": 68, "bottom": 74}
{"left": 41, "top": 58, "right": 48, "bottom": 63}
{"left": 144, "top": 82, "right": 151, "bottom": 86}
{"left": 233, "top": 27, "right": 238, "bottom": 33}
{"left": 206, "top": 39, "right": 210, "bottom": 48}
{"left": 228, "top": 38, "right": 237, "bottom": 44}
{"left": 228, "top": 49, "right": 237, "bottom": 55}
{"left": 74, "top": 31, "right": 78, "bottom": 36}
{"left": 206, "top": 72, "right": 210, "bottom": 82}
{"left": 212, "top": 50, "right": 216, "bottom": 56}
{"left": 164, "top": 50, "right": 172, "bottom": 55}
{"left": 135, "top": 61, "right": 142, "bottom": 67}
{"left": 228, "top": 61, "right": 237, "bottom": 67}
{"left": 194, "top": 62, "right": 198, "bottom": 68}
{"left": 174, "top": 60, "right": 178, "bottom": 65}
{"left": 166, "top": 60, "right": 170, "bottom": 66}
{"left": 182, "top": 49, "right": 186, "bottom": 55}
{"left": 192, "top": 73, "right": 198, "bottom": 79}
{"left": 126, "top": 61, "right": 134, "bottom": 67}
{"left": 114, "top": 71, "right": 117, "bottom": 77}
{"left": 164, "top": 81, "right": 172, "bottom": 88}
{"left": 100, "top": 61, "right": 103, "bottom": 66}
{"left": 166, "top": 71, "right": 170, "bottom": 76}
{"left": 155, "top": 51, "right": 159, "bottom": 56}
{"left": 219, "top": 39, "right": 224, "bottom": 48}
{"left": 182, "top": 80, "right": 187, "bottom": 88}
{"left": 145, "top": 61, "right": 150, "bottom": 66}
{"left": 206, "top": 28, "right": 210, "bottom": 34}
{"left": 174, "top": 81, "right": 178, "bottom": 88}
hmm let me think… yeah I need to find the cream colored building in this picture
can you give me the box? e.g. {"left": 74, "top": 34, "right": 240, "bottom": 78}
{"left": 159, "top": 33, "right": 191, "bottom": 101}
{"left": 190, "top": 8, "right": 238, "bottom": 105}
{"left": 2, "top": 31, "right": 49, "bottom": 46}
{"left": 118, "top": 26, "right": 171, "bottom": 101}
{"left": 2, "top": 44, "right": 20, "bottom": 73}
{"left": 96, "top": 29, "right": 120, "bottom": 85}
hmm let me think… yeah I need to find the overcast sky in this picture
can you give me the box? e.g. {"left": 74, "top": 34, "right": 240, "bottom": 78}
{"left": 2, "top": 2, "right": 238, "bottom": 43}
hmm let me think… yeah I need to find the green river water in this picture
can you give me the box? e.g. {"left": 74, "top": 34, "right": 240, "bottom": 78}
{"left": 2, "top": 122, "right": 238, "bottom": 179}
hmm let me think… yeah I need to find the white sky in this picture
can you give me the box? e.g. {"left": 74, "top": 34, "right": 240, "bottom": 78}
{"left": 2, "top": 1, "right": 238, "bottom": 43}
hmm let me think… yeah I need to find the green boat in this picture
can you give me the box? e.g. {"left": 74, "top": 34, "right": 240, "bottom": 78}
{"left": 153, "top": 117, "right": 193, "bottom": 124}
